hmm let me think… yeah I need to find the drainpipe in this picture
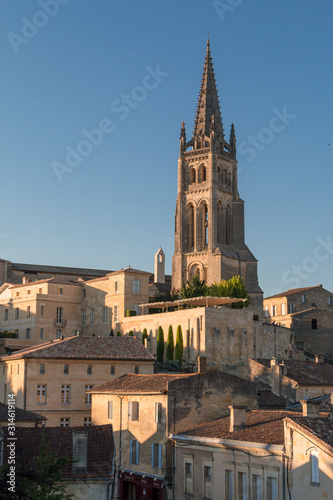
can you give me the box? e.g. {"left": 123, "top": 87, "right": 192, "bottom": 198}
{"left": 117, "top": 395, "right": 124, "bottom": 468}
{"left": 23, "top": 359, "right": 28, "bottom": 410}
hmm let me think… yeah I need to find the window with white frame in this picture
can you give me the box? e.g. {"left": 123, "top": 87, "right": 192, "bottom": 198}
{"left": 128, "top": 401, "right": 139, "bottom": 421}
{"left": 84, "top": 417, "right": 91, "bottom": 426}
{"left": 85, "top": 385, "right": 93, "bottom": 405}
{"left": 90, "top": 308, "right": 95, "bottom": 325}
{"left": 15, "top": 308, "right": 19, "bottom": 320}
{"left": 151, "top": 443, "right": 162, "bottom": 469}
{"left": 36, "top": 384, "right": 46, "bottom": 404}
{"left": 252, "top": 474, "right": 262, "bottom": 500}
{"left": 225, "top": 470, "right": 234, "bottom": 500}
{"left": 155, "top": 402, "right": 162, "bottom": 423}
{"left": 130, "top": 439, "right": 140, "bottom": 464}
{"left": 310, "top": 451, "right": 319, "bottom": 484}
{"left": 102, "top": 306, "right": 107, "bottom": 324}
{"left": 114, "top": 305, "right": 119, "bottom": 322}
{"left": 184, "top": 457, "right": 193, "bottom": 495}
{"left": 61, "top": 385, "right": 71, "bottom": 404}
{"left": 132, "top": 279, "right": 141, "bottom": 294}
{"left": 271, "top": 305, "right": 276, "bottom": 316}
{"left": 107, "top": 401, "right": 113, "bottom": 419}
{"left": 267, "top": 476, "right": 277, "bottom": 500}
{"left": 56, "top": 307, "right": 63, "bottom": 323}
{"left": 203, "top": 462, "right": 212, "bottom": 500}
{"left": 60, "top": 417, "right": 70, "bottom": 427}
{"left": 238, "top": 472, "right": 247, "bottom": 500}
{"left": 82, "top": 309, "right": 86, "bottom": 325}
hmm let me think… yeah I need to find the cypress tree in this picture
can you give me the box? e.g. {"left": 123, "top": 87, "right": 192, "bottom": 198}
{"left": 129, "top": 330, "right": 134, "bottom": 337}
{"left": 156, "top": 326, "right": 164, "bottom": 362}
{"left": 142, "top": 328, "right": 148, "bottom": 345}
{"left": 166, "top": 325, "right": 174, "bottom": 360}
{"left": 175, "top": 325, "right": 183, "bottom": 365}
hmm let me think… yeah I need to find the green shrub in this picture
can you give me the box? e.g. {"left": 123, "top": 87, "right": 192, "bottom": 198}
{"left": 175, "top": 325, "right": 183, "bottom": 364}
{"left": 129, "top": 330, "right": 134, "bottom": 337}
{"left": 166, "top": 325, "right": 174, "bottom": 361}
{"left": 125, "top": 310, "right": 137, "bottom": 317}
{"left": 116, "top": 331, "right": 121, "bottom": 337}
{"left": 142, "top": 328, "right": 148, "bottom": 345}
{"left": 156, "top": 326, "right": 164, "bottom": 362}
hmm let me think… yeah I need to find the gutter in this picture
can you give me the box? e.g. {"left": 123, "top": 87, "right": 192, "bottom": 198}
{"left": 169, "top": 433, "right": 284, "bottom": 453}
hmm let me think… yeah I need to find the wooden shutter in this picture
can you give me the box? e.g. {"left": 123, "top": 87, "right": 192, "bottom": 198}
{"left": 108, "top": 401, "right": 113, "bottom": 419}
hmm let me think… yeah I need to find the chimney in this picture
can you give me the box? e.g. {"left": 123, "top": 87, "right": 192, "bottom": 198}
{"left": 270, "top": 358, "right": 279, "bottom": 368}
{"left": 228, "top": 406, "right": 246, "bottom": 432}
{"left": 22, "top": 277, "right": 29, "bottom": 284}
{"left": 198, "top": 356, "right": 207, "bottom": 373}
{"left": 301, "top": 400, "right": 320, "bottom": 418}
{"left": 315, "top": 354, "right": 324, "bottom": 364}
{"left": 270, "top": 363, "right": 284, "bottom": 395}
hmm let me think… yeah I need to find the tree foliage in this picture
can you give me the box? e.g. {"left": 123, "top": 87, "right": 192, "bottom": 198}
{"left": 166, "top": 325, "right": 174, "bottom": 361}
{"left": 175, "top": 325, "right": 183, "bottom": 364}
{"left": 180, "top": 274, "right": 208, "bottom": 299}
{"left": 208, "top": 276, "right": 250, "bottom": 308}
{"left": 142, "top": 328, "right": 148, "bottom": 345}
{"left": 128, "top": 330, "right": 134, "bottom": 336}
{"left": 156, "top": 326, "right": 164, "bottom": 362}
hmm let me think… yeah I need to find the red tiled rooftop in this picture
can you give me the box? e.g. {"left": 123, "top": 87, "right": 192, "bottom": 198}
{"left": 252, "top": 359, "right": 333, "bottom": 386}
{"left": 177, "top": 411, "right": 301, "bottom": 445}
{"left": 265, "top": 285, "right": 322, "bottom": 300}
{"left": 2, "top": 424, "right": 114, "bottom": 479}
{"left": 285, "top": 416, "right": 333, "bottom": 453}
{"left": 91, "top": 373, "right": 196, "bottom": 394}
{"left": 0, "top": 336, "right": 155, "bottom": 361}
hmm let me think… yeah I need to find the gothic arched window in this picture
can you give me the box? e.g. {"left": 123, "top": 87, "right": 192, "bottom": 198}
{"left": 217, "top": 201, "right": 223, "bottom": 244}
{"left": 187, "top": 204, "right": 195, "bottom": 252}
{"left": 226, "top": 205, "right": 232, "bottom": 245}
{"left": 199, "top": 165, "right": 207, "bottom": 182}
{"left": 190, "top": 168, "right": 196, "bottom": 184}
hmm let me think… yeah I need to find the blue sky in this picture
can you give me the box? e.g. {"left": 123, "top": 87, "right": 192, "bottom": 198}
{"left": 0, "top": 0, "right": 332, "bottom": 297}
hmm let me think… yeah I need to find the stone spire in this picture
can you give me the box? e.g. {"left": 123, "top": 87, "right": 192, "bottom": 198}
{"left": 193, "top": 39, "right": 224, "bottom": 150}
{"left": 179, "top": 121, "right": 187, "bottom": 155}
{"left": 229, "top": 123, "right": 236, "bottom": 155}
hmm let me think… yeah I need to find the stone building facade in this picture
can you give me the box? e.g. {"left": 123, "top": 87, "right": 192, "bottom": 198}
{"left": 0, "top": 336, "right": 155, "bottom": 427}
{"left": 172, "top": 40, "right": 262, "bottom": 308}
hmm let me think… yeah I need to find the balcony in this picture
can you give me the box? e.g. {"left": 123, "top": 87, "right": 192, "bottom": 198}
{"left": 54, "top": 319, "right": 67, "bottom": 328}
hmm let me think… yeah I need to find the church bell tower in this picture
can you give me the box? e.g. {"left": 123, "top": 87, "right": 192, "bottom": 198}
{"left": 172, "top": 40, "right": 262, "bottom": 307}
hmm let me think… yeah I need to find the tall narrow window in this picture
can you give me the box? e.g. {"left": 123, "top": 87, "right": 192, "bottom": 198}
{"left": 184, "top": 460, "right": 193, "bottom": 495}
{"left": 312, "top": 318, "right": 317, "bottom": 330}
{"left": 27, "top": 306, "right": 31, "bottom": 319}
{"left": 61, "top": 385, "right": 71, "bottom": 404}
{"left": 90, "top": 309, "right": 95, "bottom": 325}
{"left": 217, "top": 201, "right": 223, "bottom": 244}
{"left": 203, "top": 464, "right": 212, "bottom": 499}
{"left": 36, "top": 384, "right": 46, "bottom": 404}
{"left": 108, "top": 401, "right": 113, "bottom": 419}
{"left": 267, "top": 477, "right": 277, "bottom": 500}
{"left": 114, "top": 305, "right": 119, "bottom": 322}
{"left": 26, "top": 328, "right": 30, "bottom": 340}
{"left": 130, "top": 439, "right": 140, "bottom": 465}
{"left": 4, "top": 309, "right": 8, "bottom": 321}
{"left": 82, "top": 309, "right": 86, "bottom": 326}
{"left": 85, "top": 385, "right": 93, "bottom": 405}
{"left": 281, "top": 304, "right": 286, "bottom": 315}
{"left": 132, "top": 280, "right": 141, "bottom": 294}
{"left": 56, "top": 307, "right": 63, "bottom": 323}
{"left": 56, "top": 329, "right": 62, "bottom": 339}
{"left": 310, "top": 451, "right": 319, "bottom": 484}
{"left": 115, "top": 281, "right": 119, "bottom": 294}
{"left": 151, "top": 443, "right": 162, "bottom": 469}
{"left": 226, "top": 205, "right": 232, "bottom": 245}
{"left": 40, "top": 328, "right": 43, "bottom": 339}
{"left": 102, "top": 307, "right": 107, "bottom": 324}
{"left": 201, "top": 203, "right": 208, "bottom": 248}
{"left": 225, "top": 470, "right": 234, "bottom": 500}
{"left": 238, "top": 472, "right": 247, "bottom": 500}
{"left": 15, "top": 308, "right": 19, "bottom": 320}
{"left": 190, "top": 167, "right": 196, "bottom": 184}
{"left": 40, "top": 305, "right": 44, "bottom": 317}
{"left": 188, "top": 204, "right": 195, "bottom": 251}
{"left": 128, "top": 401, "right": 139, "bottom": 421}
{"left": 252, "top": 475, "right": 262, "bottom": 500}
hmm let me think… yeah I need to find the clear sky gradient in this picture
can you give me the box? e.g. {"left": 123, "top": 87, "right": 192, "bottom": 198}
{"left": 1, "top": 1, "right": 332, "bottom": 297}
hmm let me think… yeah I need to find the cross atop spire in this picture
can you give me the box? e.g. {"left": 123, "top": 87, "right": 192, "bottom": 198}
{"left": 193, "top": 40, "right": 224, "bottom": 150}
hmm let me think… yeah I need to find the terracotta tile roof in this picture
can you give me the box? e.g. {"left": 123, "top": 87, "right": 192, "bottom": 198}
{"left": 257, "top": 390, "right": 289, "bottom": 408}
{"left": 285, "top": 416, "right": 333, "bottom": 453}
{"left": 106, "top": 267, "right": 151, "bottom": 277}
{"left": 2, "top": 424, "right": 114, "bottom": 479}
{"left": 0, "top": 402, "right": 46, "bottom": 422}
{"left": 265, "top": 286, "right": 321, "bottom": 300}
{"left": 253, "top": 359, "right": 333, "bottom": 385}
{"left": 286, "top": 394, "right": 331, "bottom": 413}
{"left": 177, "top": 410, "right": 300, "bottom": 445}
{"left": 91, "top": 373, "right": 196, "bottom": 394}
{"left": 0, "top": 336, "right": 155, "bottom": 361}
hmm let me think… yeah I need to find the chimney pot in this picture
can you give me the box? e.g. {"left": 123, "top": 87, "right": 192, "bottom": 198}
{"left": 198, "top": 356, "right": 207, "bottom": 373}
{"left": 228, "top": 405, "right": 246, "bottom": 432}
{"left": 301, "top": 400, "right": 320, "bottom": 418}
{"left": 270, "top": 358, "right": 279, "bottom": 368}
{"left": 315, "top": 354, "right": 324, "bottom": 364}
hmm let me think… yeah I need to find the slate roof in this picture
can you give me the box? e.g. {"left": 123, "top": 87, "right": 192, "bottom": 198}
{"left": 2, "top": 424, "right": 114, "bottom": 479}
{"left": 10, "top": 262, "right": 112, "bottom": 277}
{"left": 176, "top": 410, "right": 300, "bottom": 445}
{"left": 0, "top": 336, "right": 155, "bottom": 361}
{"left": 90, "top": 373, "right": 196, "bottom": 394}
{"left": 253, "top": 359, "right": 333, "bottom": 386}
{"left": 0, "top": 402, "right": 46, "bottom": 422}
{"left": 265, "top": 286, "right": 322, "bottom": 300}
{"left": 285, "top": 416, "right": 333, "bottom": 453}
